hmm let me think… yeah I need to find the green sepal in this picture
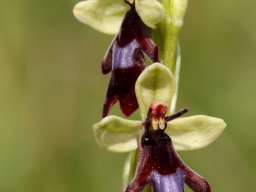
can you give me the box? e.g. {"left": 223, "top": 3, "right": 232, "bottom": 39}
{"left": 73, "top": 0, "right": 129, "bottom": 35}
{"left": 166, "top": 115, "right": 226, "bottom": 151}
{"left": 135, "top": 63, "right": 176, "bottom": 119}
{"left": 93, "top": 115, "right": 141, "bottom": 152}
{"left": 135, "top": 0, "right": 165, "bottom": 28}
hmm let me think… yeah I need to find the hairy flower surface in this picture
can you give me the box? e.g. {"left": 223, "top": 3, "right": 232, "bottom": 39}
{"left": 73, "top": 0, "right": 164, "bottom": 34}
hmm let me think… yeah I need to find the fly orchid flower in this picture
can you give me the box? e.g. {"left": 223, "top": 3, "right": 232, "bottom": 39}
{"left": 93, "top": 63, "right": 226, "bottom": 191}
{"left": 126, "top": 104, "right": 211, "bottom": 192}
{"left": 101, "top": 6, "right": 160, "bottom": 117}
{"left": 74, "top": 2, "right": 161, "bottom": 117}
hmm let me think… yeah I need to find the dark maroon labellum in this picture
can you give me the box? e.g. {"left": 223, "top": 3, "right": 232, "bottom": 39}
{"left": 102, "top": 6, "right": 159, "bottom": 117}
{"left": 125, "top": 106, "right": 211, "bottom": 192}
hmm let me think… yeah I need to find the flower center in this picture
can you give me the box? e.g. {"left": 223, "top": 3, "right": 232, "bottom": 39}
{"left": 150, "top": 102, "right": 168, "bottom": 130}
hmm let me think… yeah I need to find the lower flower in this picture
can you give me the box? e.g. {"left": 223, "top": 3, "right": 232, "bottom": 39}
{"left": 125, "top": 104, "right": 211, "bottom": 192}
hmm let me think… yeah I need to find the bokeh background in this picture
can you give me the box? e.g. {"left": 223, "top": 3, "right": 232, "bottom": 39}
{"left": 0, "top": 0, "right": 255, "bottom": 191}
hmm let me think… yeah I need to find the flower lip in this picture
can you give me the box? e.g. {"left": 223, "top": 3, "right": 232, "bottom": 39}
{"left": 125, "top": 105, "right": 212, "bottom": 192}
{"left": 102, "top": 6, "right": 159, "bottom": 117}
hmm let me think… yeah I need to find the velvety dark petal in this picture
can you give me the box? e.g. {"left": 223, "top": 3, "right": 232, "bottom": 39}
{"left": 138, "top": 37, "right": 159, "bottom": 62}
{"left": 163, "top": 140, "right": 212, "bottom": 192}
{"left": 117, "top": 6, "right": 139, "bottom": 47}
{"left": 102, "top": 38, "right": 115, "bottom": 74}
{"left": 102, "top": 6, "right": 160, "bottom": 116}
{"left": 141, "top": 130, "right": 180, "bottom": 175}
{"left": 125, "top": 106, "right": 211, "bottom": 192}
{"left": 126, "top": 130, "right": 181, "bottom": 192}
{"left": 119, "top": 89, "right": 138, "bottom": 117}
{"left": 149, "top": 169, "right": 185, "bottom": 192}
{"left": 161, "top": 133, "right": 212, "bottom": 192}
{"left": 102, "top": 76, "right": 118, "bottom": 117}
{"left": 118, "top": 45, "right": 147, "bottom": 116}
{"left": 112, "top": 40, "right": 142, "bottom": 69}
{"left": 102, "top": 40, "right": 146, "bottom": 117}
{"left": 125, "top": 178, "right": 147, "bottom": 192}
{"left": 179, "top": 163, "right": 211, "bottom": 192}
{"left": 118, "top": 6, "right": 159, "bottom": 62}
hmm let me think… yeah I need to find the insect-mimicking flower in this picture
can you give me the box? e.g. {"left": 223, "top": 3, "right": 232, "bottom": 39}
{"left": 126, "top": 104, "right": 211, "bottom": 192}
{"left": 74, "top": 1, "right": 162, "bottom": 117}
{"left": 93, "top": 63, "right": 226, "bottom": 191}
{"left": 101, "top": 5, "right": 160, "bottom": 117}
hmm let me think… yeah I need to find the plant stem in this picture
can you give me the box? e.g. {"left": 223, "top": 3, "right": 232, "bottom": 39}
{"left": 155, "top": 0, "right": 187, "bottom": 71}
{"left": 126, "top": 1, "right": 188, "bottom": 191}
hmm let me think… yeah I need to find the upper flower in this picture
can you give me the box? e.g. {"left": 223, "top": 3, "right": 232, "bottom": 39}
{"left": 94, "top": 63, "right": 226, "bottom": 152}
{"left": 101, "top": 6, "right": 159, "bottom": 117}
{"left": 73, "top": 0, "right": 165, "bottom": 35}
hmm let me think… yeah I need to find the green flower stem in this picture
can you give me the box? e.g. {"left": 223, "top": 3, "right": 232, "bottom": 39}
{"left": 160, "top": 0, "right": 177, "bottom": 70}
{"left": 154, "top": 0, "right": 187, "bottom": 71}
{"left": 170, "top": 42, "right": 181, "bottom": 113}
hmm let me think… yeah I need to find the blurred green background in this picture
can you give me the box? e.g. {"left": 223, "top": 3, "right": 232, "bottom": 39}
{"left": 0, "top": 0, "right": 255, "bottom": 191}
